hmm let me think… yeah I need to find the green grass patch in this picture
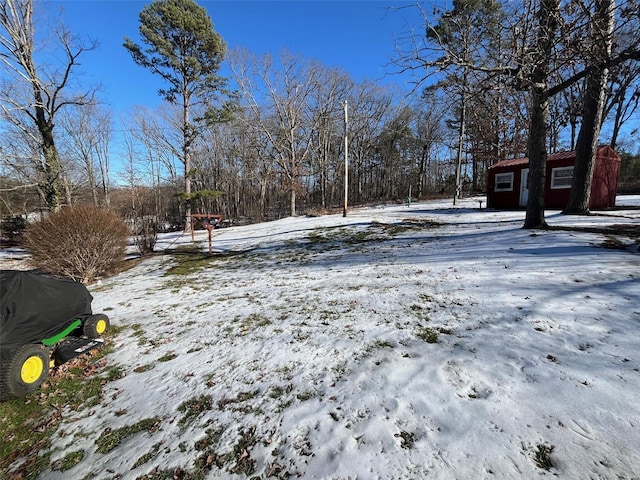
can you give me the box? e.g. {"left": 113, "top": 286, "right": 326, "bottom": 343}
{"left": 0, "top": 337, "right": 123, "bottom": 479}
{"left": 296, "top": 390, "right": 316, "bottom": 401}
{"left": 132, "top": 442, "right": 162, "bottom": 469}
{"left": 158, "top": 352, "right": 178, "bottom": 362}
{"left": 194, "top": 425, "right": 224, "bottom": 451}
{"left": 95, "top": 417, "right": 161, "bottom": 454}
{"left": 416, "top": 326, "right": 439, "bottom": 343}
{"left": 163, "top": 250, "right": 218, "bottom": 276}
{"left": 217, "top": 390, "right": 260, "bottom": 411}
{"left": 51, "top": 449, "right": 85, "bottom": 472}
{"left": 177, "top": 394, "right": 214, "bottom": 427}
{"left": 236, "top": 313, "right": 272, "bottom": 333}
{"left": 133, "top": 364, "right": 154, "bottom": 373}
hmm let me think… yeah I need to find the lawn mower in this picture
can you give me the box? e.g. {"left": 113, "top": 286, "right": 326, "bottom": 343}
{"left": 0, "top": 270, "right": 110, "bottom": 401}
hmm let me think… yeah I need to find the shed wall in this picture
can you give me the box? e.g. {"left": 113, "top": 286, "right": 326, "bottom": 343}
{"left": 486, "top": 147, "right": 621, "bottom": 210}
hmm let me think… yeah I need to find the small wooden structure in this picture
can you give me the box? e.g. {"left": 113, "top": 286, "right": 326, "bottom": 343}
{"left": 189, "top": 214, "right": 224, "bottom": 255}
{"left": 486, "top": 146, "right": 621, "bottom": 209}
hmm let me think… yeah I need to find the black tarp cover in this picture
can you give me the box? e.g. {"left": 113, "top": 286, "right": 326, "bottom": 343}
{"left": 0, "top": 270, "right": 93, "bottom": 350}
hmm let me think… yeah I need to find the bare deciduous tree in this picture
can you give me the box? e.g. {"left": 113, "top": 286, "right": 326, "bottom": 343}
{"left": 59, "top": 104, "right": 113, "bottom": 207}
{"left": 230, "top": 50, "right": 324, "bottom": 217}
{"left": 564, "top": 0, "right": 616, "bottom": 214}
{"left": 0, "top": 0, "right": 97, "bottom": 210}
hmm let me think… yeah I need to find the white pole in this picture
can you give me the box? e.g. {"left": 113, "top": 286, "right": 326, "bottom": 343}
{"left": 343, "top": 100, "right": 348, "bottom": 217}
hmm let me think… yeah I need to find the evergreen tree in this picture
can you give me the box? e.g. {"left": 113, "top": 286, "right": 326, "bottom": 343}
{"left": 124, "top": 0, "right": 229, "bottom": 229}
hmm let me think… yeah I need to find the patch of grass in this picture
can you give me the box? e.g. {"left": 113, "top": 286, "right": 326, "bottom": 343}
{"left": 51, "top": 449, "right": 84, "bottom": 472}
{"left": 129, "top": 323, "right": 151, "bottom": 346}
{"left": 231, "top": 313, "right": 272, "bottom": 336}
{"left": 177, "top": 394, "right": 213, "bottom": 427}
{"left": 194, "top": 425, "right": 224, "bottom": 451}
{"left": 0, "top": 339, "right": 124, "bottom": 479}
{"left": 133, "top": 364, "right": 154, "bottom": 373}
{"left": 163, "top": 249, "right": 230, "bottom": 276}
{"left": 276, "top": 399, "right": 293, "bottom": 412}
{"left": 307, "top": 230, "right": 331, "bottom": 244}
{"left": 217, "top": 390, "right": 260, "bottom": 412}
{"left": 188, "top": 426, "right": 259, "bottom": 478}
{"left": 245, "top": 313, "right": 272, "bottom": 328}
{"left": 419, "top": 293, "right": 435, "bottom": 303}
{"left": 130, "top": 323, "right": 144, "bottom": 336}
{"left": 158, "top": 352, "right": 178, "bottom": 362}
{"left": 268, "top": 384, "right": 292, "bottom": 399}
{"left": 132, "top": 442, "right": 162, "bottom": 469}
{"left": 296, "top": 389, "right": 316, "bottom": 401}
{"left": 416, "top": 326, "right": 439, "bottom": 343}
{"left": 0, "top": 398, "right": 54, "bottom": 479}
{"left": 372, "top": 339, "right": 393, "bottom": 349}
{"left": 51, "top": 363, "right": 124, "bottom": 411}
{"left": 99, "top": 324, "right": 126, "bottom": 340}
{"left": 360, "top": 339, "right": 394, "bottom": 359}
{"left": 409, "top": 304, "right": 431, "bottom": 322}
{"left": 304, "top": 220, "right": 440, "bottom": 250}
{"left": 225, "top": 427, "right": 258, "bottom": 475}
{"left": 95, "top": 417, "right": 161, "bottom": 454}
{"left": 346, "top": 228, "right": 378, "bottom": 243}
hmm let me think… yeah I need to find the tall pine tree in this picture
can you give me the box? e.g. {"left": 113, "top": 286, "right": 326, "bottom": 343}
{"left": 124, "top": 0, "right": 229, "bottom": 229}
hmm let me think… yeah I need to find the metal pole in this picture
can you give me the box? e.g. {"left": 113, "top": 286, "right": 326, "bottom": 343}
{"left": 343, "top": 100, "right": 348, "bottom": 217}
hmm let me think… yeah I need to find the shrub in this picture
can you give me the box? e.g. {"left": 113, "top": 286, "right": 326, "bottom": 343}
{"left": 24, "top": 205, "right": 129, "bottom": 284}
{"left": 133, "top": 216, "right": 158, "bottom": 256}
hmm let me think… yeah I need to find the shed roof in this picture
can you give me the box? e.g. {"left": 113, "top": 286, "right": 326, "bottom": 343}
{"left": 488, "top": 146, "right": 619, "bottom": 170}
{"left": 489, "top": 149, "right": 576, "bottom": 170}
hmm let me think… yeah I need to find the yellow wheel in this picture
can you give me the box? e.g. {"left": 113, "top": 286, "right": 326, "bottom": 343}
{"left": 83, "top": 314, "right": 110, "bottom": 338}
{"left": 0, "top": 344, "right": 49, "bottom": 401}
{"left": 21, "top": 354, "right": 45, "bottom": 384}
{"left": 95, "top": 318, "right": 107, "bottom": 335}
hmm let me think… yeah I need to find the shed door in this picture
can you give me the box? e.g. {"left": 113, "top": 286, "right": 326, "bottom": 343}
{"left": 519, "top": 168, "right": 529, "bottom": 207}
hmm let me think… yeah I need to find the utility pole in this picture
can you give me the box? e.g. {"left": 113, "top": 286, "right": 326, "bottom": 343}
{"left": 343, "top": 100, "right": 349, "bottom": 217}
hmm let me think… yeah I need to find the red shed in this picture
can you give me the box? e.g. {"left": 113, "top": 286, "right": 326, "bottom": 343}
{"left": 486, "top": 145, "right": 621, "bottom": 209}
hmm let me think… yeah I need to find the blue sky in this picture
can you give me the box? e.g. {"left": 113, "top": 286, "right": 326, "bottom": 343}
{"left": 45, "top": 0, "right": 429, "bottom": 114}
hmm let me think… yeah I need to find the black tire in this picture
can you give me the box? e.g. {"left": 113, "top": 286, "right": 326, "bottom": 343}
{"left": 0, "top": 344, "right": 50, "bottom": 401}
{"left": 83, "top": 313, "right": 110, "bottom": 338}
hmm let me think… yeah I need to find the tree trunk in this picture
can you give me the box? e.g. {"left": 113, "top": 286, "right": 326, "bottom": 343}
{"left": 39, "top": 129, "right": 63, "bottom": 211}
{"left": 418, "top": 144, "right": 427, "bottom": 199}
{"left": 260, "top": 177, "right": 267, "bottom": 221}
{"left": 523, "top": 0, "right": 559, "bottom": 229}
{"left": 290, "top": 188, "right": 296, "bottom": 217}
{"left": 183, "top": 98, "right": 193, "bottom": 231}
{"left": 524, "top": 87, "right": 549, "bottom": 229}
{"left": 563, "top": 0, "right": 614, "bottom": 215}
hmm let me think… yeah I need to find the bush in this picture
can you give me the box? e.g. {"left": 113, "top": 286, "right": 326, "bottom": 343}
{"left": 133, "top": 216, "right": 158, "bottom": 256}
{"left": 24, "top": 205, "right": 129, "bottom": 284}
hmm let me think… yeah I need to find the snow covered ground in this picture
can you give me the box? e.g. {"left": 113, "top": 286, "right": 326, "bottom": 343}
{"left": 13, "top": 196, "right": 640, "bottom": 479}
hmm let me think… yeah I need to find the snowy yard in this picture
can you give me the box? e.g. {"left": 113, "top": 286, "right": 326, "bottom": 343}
{"left": 11, "top": 196, "right": 640, "bottom": 479}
